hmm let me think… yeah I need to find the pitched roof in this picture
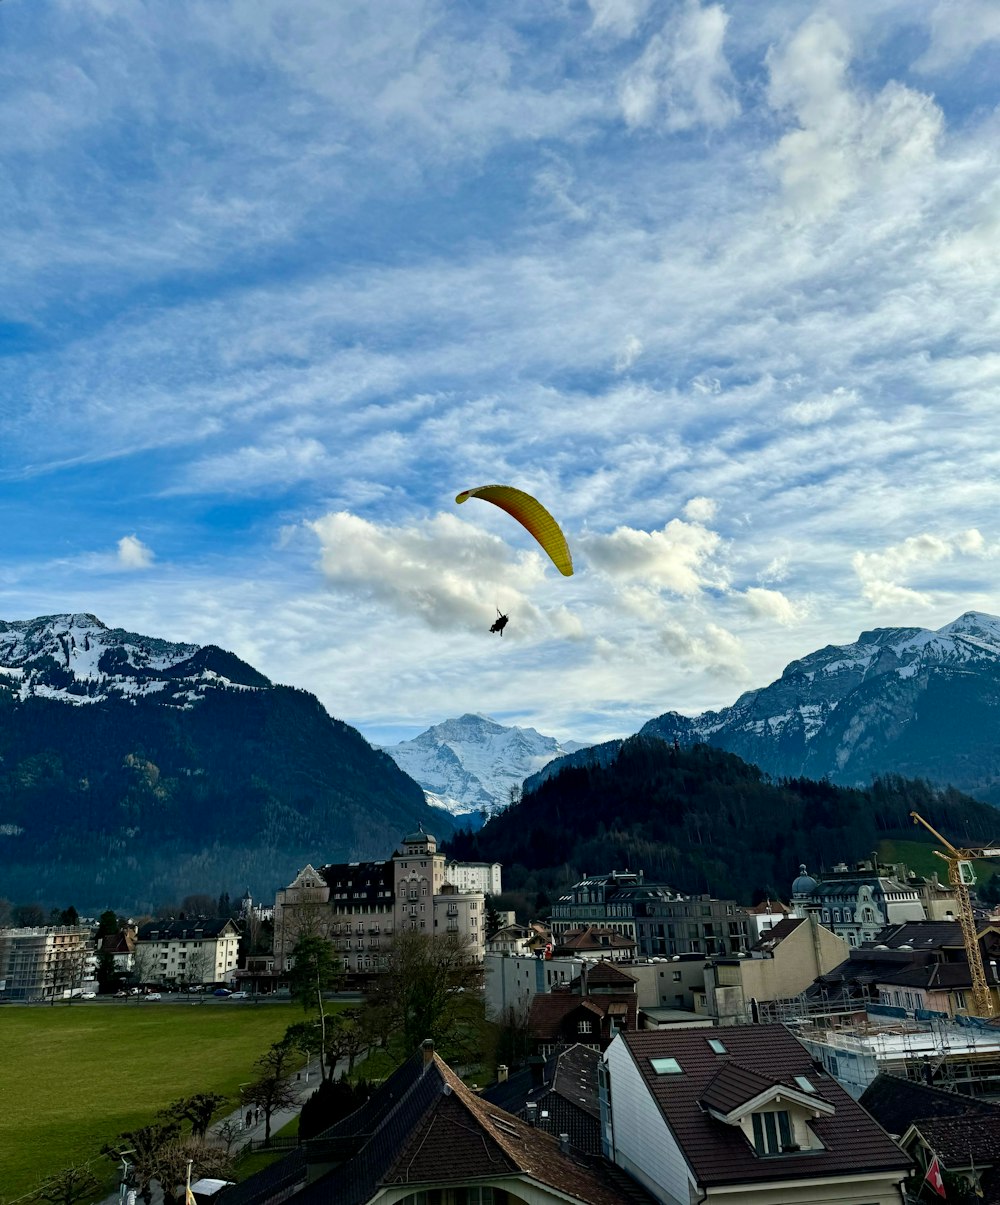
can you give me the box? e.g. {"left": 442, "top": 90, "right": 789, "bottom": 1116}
{"left": 295, "top": 1046, "right": 654, "bottom": 1205}
{"left": 556, "top": 925, "right": 636, "bottom": 952}
{"left": 749, "top": 918, "right": 804, "bottom": 951}
{"left": 618, "top": 1025, "right": 909, "bottom": 1188}
{"left": 577, "top": 960, "right": 639, "bottom": 988}
{"left": 910, "top": 1114, "right": 1000, "bottom": 1166}
{"left": 136, "top": 917, "right": 238, "bottom": 940}
{"left": 699, "top": 1062, "right": 784, "bottom": 1116}
{"left": 859, "top": 1072, "right": 1000, "bottom": 1137}
{"left": 529, "top": 992, "right": 638, "bottom": 1041}
{"left": 869, "top": 921, "right": 964, "bottom": 950}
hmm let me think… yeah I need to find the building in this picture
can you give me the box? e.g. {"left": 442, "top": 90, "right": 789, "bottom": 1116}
{"left": 485, "top": 952, "right": 586, "bottom": 1019}
{"left": 601, "top": 1024, "right": 911, "bottom": 1205}
{"left": 528, "top": 962, "right": 639, "bottom": 1056}
{"left": 549, "top": 872, "right": 750, "bottom": 958}
{"left": 791, "top": 862, "right": 938, "bottom": 946}
{"left": 220, "top": 1039, "right": 655, "bottom": 1204}
{"left": 134, "top": 918, "right": 241, "bottom": 986}
{"left": 444, "top": 858, "right": 501, "bottom": 895}
{"left": 0, "top": 926, "right": 94, "bottom": 1001}
{"left": 99, "top": 926, "right": 137, "bottom": 978}
{"left": 273, "top": 831, "right": 487, "bottom": 975}
{"left": 746, "top": 898, "right": 794, "bottom": 942}
{"left": 698, "top": 916, "right": 850, "bottom": 1025}
{"left": 554, "top": 925, "right": 636, "bottom": 962}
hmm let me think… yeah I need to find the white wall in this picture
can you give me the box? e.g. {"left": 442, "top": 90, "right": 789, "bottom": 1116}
{"left": 604, "top": 1035, "right": 694, "bottom": 1205}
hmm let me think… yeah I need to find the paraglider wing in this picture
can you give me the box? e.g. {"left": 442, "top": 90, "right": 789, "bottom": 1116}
{"left": 455, "top": 484, "right": 574, "bottom": 576}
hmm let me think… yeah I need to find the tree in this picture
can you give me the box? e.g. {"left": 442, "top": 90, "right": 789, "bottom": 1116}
{"left": 154, "top": 1137, "right": 234, "bottom": 1205}
{"left": 96, "top": 949, "right": 119, "bottom": 995}
{"left": 367, "top": 931, "right": 485, "bottom": 1059}
{"left": 160, "top": 1092, "right": 228, "bottom": 1139}
{"left": 287, "top": 934, "right": 341, "bottom": 1081}
{"left": 14, "top": 902, "right": 45, "bottom": 926}
{"left": 59, "top": 905, "right": 79, "bottom": 926}
{"left": 181, "top": 893, "right": 216, "bottom": 918}
{"left": 96, "top": 909, "right": 120, "bottom": 939}
{"left": 245, "top": 1044, "right": 298, "bottom": 1142}
{"left": 484, "top": 894, "right": 503, "bottom": 939}
{"left": 298, "top": 1076, "right": 374, "bottom": 1139}
{"left": 104, "top": 1120, "right": 182, "bottom": 1204}
{"left": 26, "top": 1163, "right": 101, "bottom": 1205}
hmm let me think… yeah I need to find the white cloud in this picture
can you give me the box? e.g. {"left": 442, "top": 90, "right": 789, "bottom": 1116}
{"left": 765, "top": 13, "right": 942, "bottom": 217}
{"left": 741, "top": 585, "right": 804, "bottom": 625}
{"left": 615, "top": 334, "right": 643, "bottom": 372}
{"left": 620, "top": 0, "right": 739, "bottom": 131}
{"left": 116, "top": 535, "right": 154, "bottom": 570}
{"left": 682, "top": 496, "right": 717, "bottom": 523}
{"left": 915, "top": 1, "right": 1000, "bottom": 72}
{"left": 588, "top": 0, "right": 651, "bottom": 40}
{"left": 582, "top": 519, "right": 726, "bottom": 596}
{"left": 852, "top": 530, "right": 993, "bottom": 609}
{"left": 308, "top": 510, "right": 550, "bottom": 633}
{"left": 784, "top": 388, "right": 856, "bottom": 427}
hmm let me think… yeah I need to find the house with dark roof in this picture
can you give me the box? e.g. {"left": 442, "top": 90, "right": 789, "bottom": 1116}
{"left": 481, "top": 1044, "right": 603, "bottom": 1155}
{"left": 602, "top": 1024, "right": 911, "bottom": 1204}
{"left": 134, "top": 917, "right": 241, "bottom": 986}
{"left": 553, "top": 925, "right": 636, "bottom": 961}
{"left": 226, "top": 1039, "right": 656, "bottom": 1204}
{"left": 860, "top": 1073, "right": 1000, "bottom": 1203}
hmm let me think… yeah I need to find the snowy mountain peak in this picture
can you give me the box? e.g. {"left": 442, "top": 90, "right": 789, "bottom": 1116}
{"left": 0, "top": 614, "right": 268, "bottom": 708}
{"left": 379, "top": 714, "right": 586, "bottom": 816}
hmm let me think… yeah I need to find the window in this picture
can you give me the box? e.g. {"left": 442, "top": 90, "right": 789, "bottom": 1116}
{"left": 650, "top": 1057, "right": 682, "bottom": 1075}
{"left": 708, "top": 1039, "right": 727, "bottom": 1054}
{"left": 752, "top": 1110, "right": 793, "bottom": 1155}
{"left": 578, "top": 1020, "right": 592, "bottom": 1034}
{"left": 672, "top": 971, "right": 682, "bottom": 982}
{"left": 793, "top": 1076, "right": 815, "bottom": 1093}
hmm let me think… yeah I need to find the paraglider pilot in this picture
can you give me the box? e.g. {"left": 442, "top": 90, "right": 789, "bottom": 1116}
{"left": 490, "top": 611, "right": 509, "bottom": 636}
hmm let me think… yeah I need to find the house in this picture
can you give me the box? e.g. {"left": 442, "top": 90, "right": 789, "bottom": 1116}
{"left": 602, "top": 1024, "right": 911, "bottom": 1204}
{"left": 790, "top": 862, "right": 932, "bottom": 946}
{"left": 528, "top": 964, "right": 639, "bottom": 1055}
{"left": 747, "top": 898, "right": 794, "bottom": 943}
{"left": 485, "top": 952, "right": 586, "bottom": 1020}
{"left": 222, "top": 1039, "right": 656, "bottom": 1204}
{"left": 861, "top": 1074, "right": 1000, "bottom": 1202}
{"left": 134, "top": 917, "right": 241, "bottom": 986}
{"left": 699, "top": 915, "right": 849, "bottom": 1024}
{"left": 273, "top": 831, "right": 487, "bottom": 976}
{"left": 100, "top": 926, "right": 137, "bottom": 977}
{"left": 554, "top": 925, "right": 636, "bottom": 962}
{"left": 481, "top": 1044, "right": 604, "bottom": 1154}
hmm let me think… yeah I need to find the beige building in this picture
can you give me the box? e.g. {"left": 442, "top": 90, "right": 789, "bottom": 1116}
{"left": 0, "top": 926, "right": 94, "bottom": 1001}
{"left": 700, "top": 917, "right": 849, "bottom": 1025}
{"left": 274, "top": 831, "right": 486, "bottom": 973}
{"left": 134, "top": 918, "right": 241, "bottom": 986}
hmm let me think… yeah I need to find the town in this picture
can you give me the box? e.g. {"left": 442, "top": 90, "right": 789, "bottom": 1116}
{"left": 7, "top": 820, "right": 1000, "bottom": 1203}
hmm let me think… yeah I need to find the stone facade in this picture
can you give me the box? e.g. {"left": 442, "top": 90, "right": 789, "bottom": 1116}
{"left": 273, "top": 831, "right": 487, "bottom": 973}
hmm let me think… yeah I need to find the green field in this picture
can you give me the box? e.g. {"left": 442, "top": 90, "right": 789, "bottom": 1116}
{"left": 877, "top": 836, "right": 1000, "bottom": 883}
{"left": 0, "top": 1000, "right": 310, "bottom": 1200}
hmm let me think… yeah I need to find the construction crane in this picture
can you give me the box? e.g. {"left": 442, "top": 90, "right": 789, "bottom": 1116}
{"left": 910, "top": 811, "right": 1000, "bottom": 1018}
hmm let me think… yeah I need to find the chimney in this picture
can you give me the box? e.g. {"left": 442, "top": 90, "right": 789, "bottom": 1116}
{"left": 526, "top": 1102, "right": 538, "bottom": 1126}
{"left": 421, "top": 1039, "right": 435, "bottom": 1067}
{"left": 559, "top": 1134, "right": 571, "bottom": 1154}
{"left": 498, "top": 1064, "right": 509, "bottom": 1083}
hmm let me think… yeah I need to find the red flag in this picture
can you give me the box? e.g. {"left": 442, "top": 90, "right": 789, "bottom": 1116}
{"left": 924, "top": 1155, "right": 946, "bottom": 1199}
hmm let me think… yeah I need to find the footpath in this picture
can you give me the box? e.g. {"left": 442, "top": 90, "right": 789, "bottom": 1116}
{"left": 99, "top": 1056, "right": 332, "bottom": 1205}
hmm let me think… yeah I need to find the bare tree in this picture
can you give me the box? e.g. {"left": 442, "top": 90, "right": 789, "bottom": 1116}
{"left": 367, "top": 931, "right": 485, "bottom": 1057}
{"left": 26, "top": 1163, "right": 101, "bottom": 1205}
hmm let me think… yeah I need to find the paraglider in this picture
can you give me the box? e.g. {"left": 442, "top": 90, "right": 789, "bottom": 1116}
{"left": 489, "top": 610, "right": 509, "bottom": 636}
{"left": 455, "top": 484, "right": 573, "bottom": 577}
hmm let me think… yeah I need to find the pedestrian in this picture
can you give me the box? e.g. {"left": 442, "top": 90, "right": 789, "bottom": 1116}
{"left": 246, "top": 1109, "right": 252, "bottom": 1129}
{"left": 256, "top": 1107, "right": 262, "bottom": 1125}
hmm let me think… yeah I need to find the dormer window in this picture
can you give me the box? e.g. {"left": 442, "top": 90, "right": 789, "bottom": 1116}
{"left": 752, "top": 1109, "right": 793, "bottom": 1155}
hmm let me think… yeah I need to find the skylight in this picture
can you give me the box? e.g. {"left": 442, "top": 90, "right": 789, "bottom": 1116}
{"left": 793, "top": 1076, "right": 815, "bottom": 1093}
{"left": 650, "top": 1057, "right": 683, "bottom": 1075}
{"left": 708, "top": 1039, "right": 727, "bottom": 1054}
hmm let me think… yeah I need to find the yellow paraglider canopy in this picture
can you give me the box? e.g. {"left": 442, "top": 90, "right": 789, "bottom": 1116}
{"left": 455, "top": 484, "right": 574, "bottom": 576}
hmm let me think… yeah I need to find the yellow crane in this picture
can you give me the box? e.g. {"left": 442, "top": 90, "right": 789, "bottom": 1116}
{"left": 910, "top": 811, "right": 1000, "bottom": 1017}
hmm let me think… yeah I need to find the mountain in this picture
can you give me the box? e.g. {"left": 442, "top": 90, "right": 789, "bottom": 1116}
{"left": 447, "top": 737, "right": 998, "bottom": 903}
{"left": 639, "top": 611, "right": 1000, "bottom": 802}
{"left": 378, "top": 713, "right": 586, "bottom": 819}
{"left": 0, "top": 614, "right": 441, "bottom": 911}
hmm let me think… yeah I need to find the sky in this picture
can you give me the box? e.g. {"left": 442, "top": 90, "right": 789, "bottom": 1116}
{"left": 3, "top": 0, "right": 1000, "bottom": 746}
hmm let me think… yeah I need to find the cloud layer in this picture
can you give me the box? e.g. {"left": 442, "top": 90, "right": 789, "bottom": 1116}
{"left": 3, "top": 1, "right": 1000, "bottom": 743}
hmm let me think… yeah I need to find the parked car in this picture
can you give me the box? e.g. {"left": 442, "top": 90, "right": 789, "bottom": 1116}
{"left": 144, "top": 993, "right": 162, "bottom": 1001}
{"left": 213, "top": 988, "right": 232, "bottom": 997}
{"left": 80, "top": 992, "right": 96, "bottom": 999}
{"left": 229, "top": 991, "right": 249, "bottom": 999}
{"left": 114, "top": 990, "right": 127, "bottom": 998}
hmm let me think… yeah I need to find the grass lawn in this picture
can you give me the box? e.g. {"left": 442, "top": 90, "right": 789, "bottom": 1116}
{"left": 0, "top": 1000, "right": 314, "bottom": 1200}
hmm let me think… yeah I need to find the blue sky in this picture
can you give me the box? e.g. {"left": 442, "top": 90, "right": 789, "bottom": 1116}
{"left": 4, "top": 0, "right": 1000, "bottom": 745}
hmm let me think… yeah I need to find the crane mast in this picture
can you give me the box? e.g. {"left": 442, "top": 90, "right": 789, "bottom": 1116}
{"left": 910, "top": 811, "right": 1000, "bottom": 1018}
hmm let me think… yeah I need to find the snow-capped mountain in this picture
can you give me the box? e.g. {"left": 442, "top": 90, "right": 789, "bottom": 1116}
{"left": 379, "top": 713, "right": 586, "bottom": 817}
{"left": 0, "top": 614, "right": 437, "bottom": 909}
{"left": 640, "top": 611, "right": 1000, "bottom": 801}
{"left": 0, "top": 612, "right": 270, "bottom": 705}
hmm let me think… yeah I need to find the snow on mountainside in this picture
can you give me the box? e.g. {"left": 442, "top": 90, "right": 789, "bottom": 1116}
{"left": 0, "top": 613, "right": 270, "bottom": 707}
{"left": 638, "top": 611, "right": 1000, "bottom": 801}
{"left": 378, "top": 713, "right": 586, "bottom": 816}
